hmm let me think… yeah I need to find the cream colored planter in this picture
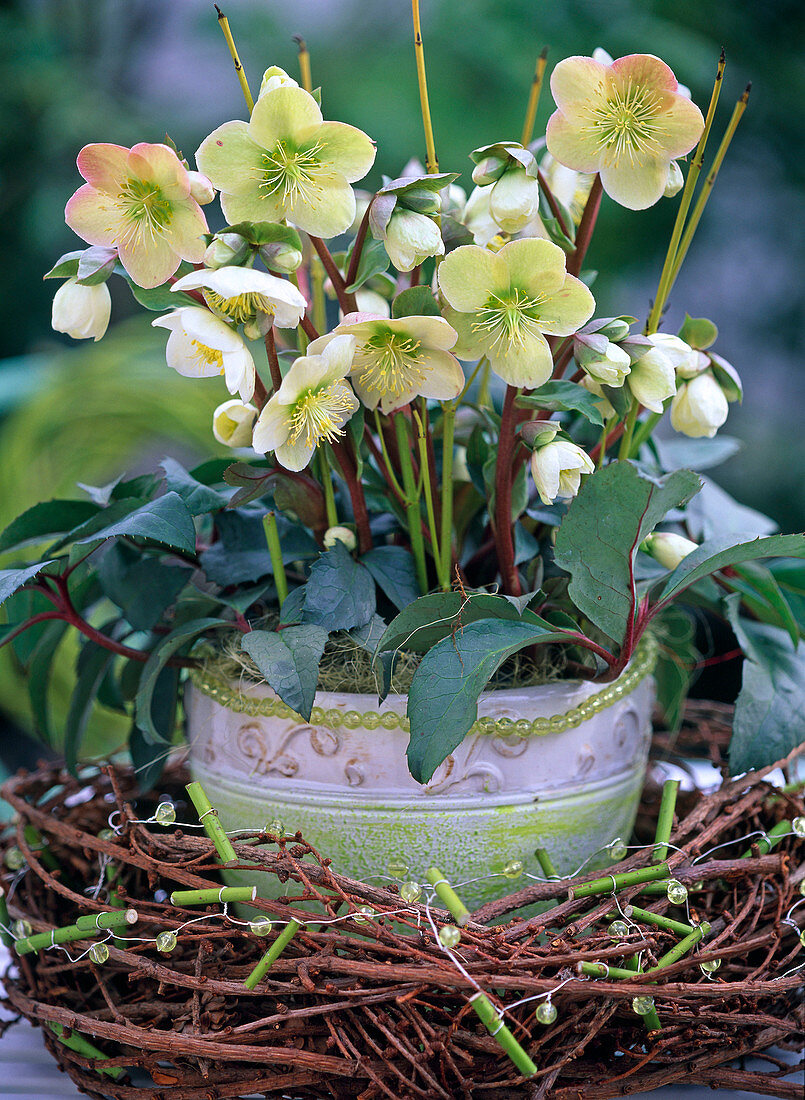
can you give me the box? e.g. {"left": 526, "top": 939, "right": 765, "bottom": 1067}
{"left": 185, "top": 637, "right": 656, "bottom": 909}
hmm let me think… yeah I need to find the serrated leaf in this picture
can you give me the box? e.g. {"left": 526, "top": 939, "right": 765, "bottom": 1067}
{"left": 161, "top": 457, "right": 228, "bottom": 515}
{"left": 241, "top": 624, "right": 329, "bottom": 720}
{"left": 554, "top": 462, "right": 702, "bottom": 644}
{"left": 361, "top": 546, "right": 420, "bottom": 610}
{"left": 407, "top": 618, "right": 569, "bottom": 782}
{"left": 391, "top": 286, "right": 442, "bottom": 319}
{"left": 279, "top": 584, "right": 307, "bottom": 625}
{"left": 727, "top": 561, "right": 799, "bottom": 647}
{"left": 74, "top": 491, "right": 197, "bottom": 554}
{"left": 303, "top": 541, "right": 375, "bottom": 631}
{"left": 656, "top": 533, "right": 805, "bottom": 607}
{"left": 26, "top": 620, "right": 69, "bottom": 746}
{"left": 0, "top": 561, "right": 56, "bottom": 607}
{"left": 685, "top": 477, "right": 778, "bottom": 541}
{"left": 76, "top": 246, "right": 117, "bottom": 285}
{"left": 516, "top": 381, "right": 605, "bottom": 427}
{"left": 0, "top": 500, "right": 99, "bottom": 553}
{"left": 49, "top": 497, "right": 149, "bottom": 550}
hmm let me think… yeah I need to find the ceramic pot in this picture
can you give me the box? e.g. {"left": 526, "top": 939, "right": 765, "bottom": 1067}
{"left": 185, "top": 637, "right": 656, "bottom": 909}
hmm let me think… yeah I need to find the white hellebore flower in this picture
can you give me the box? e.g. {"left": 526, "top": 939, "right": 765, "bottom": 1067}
{"left": 627, "top": 345, "right": 677, "bottom": 413}
{"left": 461, "top": 185, "right": 500, "bottom": 247}
{"left": 644, "top": 532, "right": 698, "bottom": 570}
{"left": 647, "top": 332, "right": 706, "bottom": 377}
{"left": 384, "top": 209, "right": 444, "bottom": 272}
{"left": 152, "top": 306, "right": 256, "bottom": 401}
{"left": 171, "top": 265, "right": 305, "bottom": 331}
{"left": 213, "top": 399, "right": 258, "bottom": 447}
{"left": 51, "top": 277, "right": 111, "bottom": 342}
{"left": 488, "top": 168, "right": 539, "bottom": 234}
{"left": 530, "top": 433, "right": 595, "bottom": 506}
{"left": 576, "top": 336, "right": 631, "bottom": 386}
{"left": 671, "top": 372, "right": 729, "bottom": 438}
{"left": 252, "top": 334, "right": 359, "bottom": 471}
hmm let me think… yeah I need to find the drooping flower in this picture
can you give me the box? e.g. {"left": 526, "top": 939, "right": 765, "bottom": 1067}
{"left": 460, "top": 185, "right": 500, "bottom": 247}
{"left": 438, "top": 238, "right": 595, "bottom": 387}
{"left": 383, "top": 209, "right": 444, "bottom": 271}
{"left": 308, "top": 313, "right": 462, "bottom": 414}
{"left": 574, "top": 333, "right": 631, "bottom": 386}
{"left": 65, "top": 143, "right": 208, "bottom": 288}
{"left": 213, "top": 399, "right": 259, "bottom": 447}
{"left": 171, "top": 265, "right": 306, "bottom": 334}
{"left": 252, "top": 334, "right": 359, "bottom": 470}
{"left": 546, "top": 54, "right": 704, "bottom": 210}
{"left": 51, "top": 278, "right": 111, "bottom": 341}
{"left": 195, "top": 84, "right": 376, "bottom": 238}
{"left": 643, "top": 531, "right": 698, "bottom": 569}
{"left": 529, "top": 424, "right": 595, "bottom": 505}
{"left": 647, "top": 332, "right": 706, "bottom": 377}
{"left": 152, "top": 306, "right": 256, "bottom": 401}
{"left": 258, "top": 65, "right": 299, "bottom": 98}
{"left": 670, "top": 372, "right": 729, "bottom": 438}
{"left": 487, "top": 167, "right": 539, "bottom": 234}
{"left": 626, "top": 345, "right": 677, "bottom": 413}
{"left": 187, "top": 171, "right": 215, "bottom": 205}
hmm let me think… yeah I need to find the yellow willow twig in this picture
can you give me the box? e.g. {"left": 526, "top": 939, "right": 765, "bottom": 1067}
{"left": 521, "top": 47, "right": 548, "bottom": 147}
{"left": 411, "top": 0, "right": 438, "bottom": 173}
{"left": 293, "top": 35, "right": 313, "bottom": 92}
{"left": 214, "top": 6, "right": 254, "bottom": 113}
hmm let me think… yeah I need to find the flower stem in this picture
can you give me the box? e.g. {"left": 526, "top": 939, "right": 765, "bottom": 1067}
{"left": 521, "top": 47, "right": 548, "bottom": 147}
{"left": 567, "top": 174, "right": 603, "bottom": 278}
{"left": 414, "top": 409, "right": 443, "bottom": 585}
{"left": 395, "top": 413, "right": 429, "bottom": 593}
{"left": 330, "top": 442, "right": 373, "bottom": 553}
{"left": 263, "top": 511, "right": 289, "bottom": 607}
{"left": 740, "top": 819, "right": 792, "bottom": 859}
{"left": 73, "top": 909, "right": 139, "bottom": 932}
{"left": 0, "top": 888, "right": 12, "bottom": 948}
{"left": 264, "top": 328, "right": 283, "bottom": 392}
{"left": 494, "top": 386, "right": 522, "bottom": 597}
{"left": 308, "top": 236, "right": 357, "bottom": 313}
{"left": 629, "top": 410, "right": 662, "bottom": 454}
{"left": 214, "top": 6, "right": 254, "bottom": 113}
{"left": 372, "top": 410, "right": 407, "bottom": 500}
{"left": 293, "top": 34, "right": 312, "bottom": 92}
{"left": 534, "top": 848, "right": 558, "bottom": 879}
{"left": 185, "top": 781, "right": 237, "bottom": 865}
{"left": 318, "top": 448, "right": 339, "bottom": 528}
{"left": 411, "top": 0, "right": 439, "bottom": 173}
{"left": 345, "top": 199, "right": 374, "bottom": 288}
{"left": 311, "top": 257, "right": 327, "bottom": 334}
{"left": 618, "top": 402, "right": 639, "bottom": 462}
{"left": 440, "top": 401, "right": 456, "bottom": 587}
{"left": 646, "top": 49, "right": 726, "bottom": 334}
{"left": 652, "top": 779, "right": 680, "bottom": 864}
{"left": 536, "top": 169, "right": 573, "bottom": 242}
{"left": 469, "top": 992, "right": 538, "bottom": 1078}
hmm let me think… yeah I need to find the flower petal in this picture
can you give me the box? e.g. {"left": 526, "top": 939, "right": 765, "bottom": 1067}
{"left": 166, "top": 200, "right": 208, "bottom": 262}
{"left": 174, "top": 306, "right": 243, "bottom": 350}
{"left": 439, "top": 306, "right": 485, "bottom": 361}
{"left": 319, "top": 333, "right": 357, "bottom": 384}
{"left": 545, "top": 111, "right": 603, "bottom": 173}
{"left": 549, "top": 55, "right": 609, "bottom": 111}
{"left": 252, "top": 396, "right": 292, "bottom": 453}
{"left": 196, "top": 121, "right": 265, "bottom": 195}
{"left": 75, "top": 144, "right": 130, "bottom": 192}
{"left": 610, "top": 54, "right": 679, "bottom": 95}
{"left": 118, "top": 233, "right": 177, "bottom": 289}
{"left": 488, "top": 330, "right": 554, "bottom": 388}
{"left": 223, "top": 344, "right": 256, "bottom": 402}
{"left": 287, "top": 174, "right": 356, "bottom": 238}
{"left": 599, "top": 159, "right": 670, "bottom": 210}
{"left": 65, "top": 184, "right": 120, "bottom": 247}
{"left": 413, "top": 350, "right": 464, "bottom": 400}
{"left": 162, "top": 329, "right": 222, "bottom": 378}
{"left": 249, "top": 85, "right": 323, "bottom": 149}
{"left": 437, "top": 245, "right": 507, "bottom": 312}
{"left": 315, "top": 121, "right": 376, "bottom": 183}
{"left": 531, "top": 444, "right": 561, "bottom": 505}
{"left": 275, "top": 434, "right": 317, "bottom": 472}
{"left": 500, "top": 238, "right": 568, "bottom": 298}
{"left": 536, "top": 274, "right": 595, "bottom": 335}
{"left": 393, "top": 315, "right": 458, "bottom": 351}
{"left": 128, "top": 143, "right": 190, "bottom": 201}
{"left": 654, "top": 95, "right": 705, "bottom": 159}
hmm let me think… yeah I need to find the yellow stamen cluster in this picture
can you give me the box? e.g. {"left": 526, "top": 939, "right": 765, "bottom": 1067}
{"left": 190, "top": 340, "right": 224, "bottom": 370}
{"left": 357, "top": 333, "right": 426, "bottom": 398}
{"left": 204, "top": 290, "right": 274, "bottom": 324}
{"left": 259, "top": 141, "right": 329, "bottom": 207}
{"left": 472, "top": 289, "right": 549, "bottom": 355}
{"left": 114, "top": 177, "right": 173, "bottom": 248}
{"left": 583, "top": 78, "right": 664, "bottom": 165}
{"left": 288, "top": 384, "right": 353, "bottom": 447}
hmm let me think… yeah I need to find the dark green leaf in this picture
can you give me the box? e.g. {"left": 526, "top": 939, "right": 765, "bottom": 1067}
{"left": 64, "top": 644, "right": 115, "bottom": 774}
{"left": 190, "top": 458, "right": 234, "bottom": 486}
{"left": 241, "top": 624, "right": 329, "bottom": 720}
{"left": 279, "top": 585, "right": 307, "bottom": 625}
{"left": 98, "top": 543, "right": 192, "bottom": 631}
{"left": 657, "top": 533, "right": 805, "bottom": 607}
{"left": 361, "top": 547, "right": 420, "bottom": 610}
{"left": 49, "top": 498, "right": 148, "bottom": 550}
{"left": 44, "top": 250, "right": 83, "bottom": 279}
{"left": 130, "top": 720, "right": 170, "bottom": 791}
{"left": 652, "top": 608, "right": 696, "bottom": 733}
{"left": 222, "top": 462, "right": 275, "bottom": 508}
{"left": 685, "top": 477, "right": 778, "bottom": 541}
{"left": 391, "top": 286, "right": 442, "bottom": 318}
{"left": 126, "top": 269, "right": 197, "bottom": 311}
{"left": 0, "top": 500, "right": 99, "bottom": 553}
{"left": 303, "top": 542, "right": 375, "bottom": 631}
{"left": 200, "top": 508, "right": 317, "bottom": 586}
{"left": 378, "top": 591, "right": 551, "bottom": 655}
{"left": 345, "top": 238, "right": 390, "bottom": 292}
{"left": 516, "top": 380, "right": 605, "bottom": 427}
{"left": 161, "top": 457, "right": 228, "bottom": 515}
{"left": 554, "top": 462, "right": 701, "bottom": 644}
{"left": 0, "top": 561, "right": 56, "bottom": 607}
{"left": 75, "top": 491, "right": 197, "bottom": 554}
{"left": 76, "top": 246, "right": 117, "bottom": 285}
{"left": 111, "top": 474, "right": 161, "bottom": 501}
{"left": 26, "top": 621, "right": 69, "bottom": 747}
{"left": 727, "top": 561, "right": 799, "bottom": 647}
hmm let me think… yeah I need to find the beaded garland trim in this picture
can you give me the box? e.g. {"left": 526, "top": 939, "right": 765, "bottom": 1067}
{"left": 189, "top": 634, "right": 657, "bottom": 739}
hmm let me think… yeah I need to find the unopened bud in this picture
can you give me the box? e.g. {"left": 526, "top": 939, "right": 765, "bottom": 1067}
{"left": 204, "top": 233, "right": 250, "bottom": 270}
{"left": 664, "top": 161, "right": 684, "bottom": 198}
{"left": 323, "top": 525, "right": 357, "bottom": 551}
{"left": 643, "top": 532, "right": 698, "bottom": 570}
{"left": 471, "top": 155, "right": 508, "bottom": 186}
{"left": 398, "top": 187, "right": 442, "bottom": 216}
{"left": 213, "top": 400, "right": 258, "bottom": 447}
{"left": 259, "top": 241, "right": 304, "bottom": 274}
{"left": 188, "top": 171, "right": 215, "bottom": 205}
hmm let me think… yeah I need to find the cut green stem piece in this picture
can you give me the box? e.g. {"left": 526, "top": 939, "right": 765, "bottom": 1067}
{"left": 185, "top": 781, "right": 238, "bottom": 865}
{"left": 262, "top": 512, "right": 289, "bottom": 608}
{"left": 653, "top": 779, "right": 680, "bottom": 864}
{"left": 23, "top": 826, "right": 60, "bottom": 873}
{"left": 109, "top": 886, "right": 127, "bottom": 949}
{"left": 74, "top": 909, "right": 138, "bottom": 932}
{"left": 568, "top": 863, "right": 670, "bottom": 900}
{"left": 47, "top": 1023, "right": 124, "bottom": 1080}
{"left": 534, "top": 848, "right": 558, "bottom": 879}
{"left": 469, "top": 991, "right": 537, "bottom": 1078}
{"left": 642, "top": 1007, "right": 663, "bottom": 1033}
{"left": 652, "top": 925, "right": 705, "bottom": 970}
{"left": 0, "top": 887, "right": 12, "bottom": 948}
{"left": 612, "top": 904, "right": 695, "bottom": 937}
{"left": 244, "top": 919, "right": 302, "bottom": 990}
{"left": 740, "top": 820, "right": 791, "bottom": 859}
{"left": 15, "top": 922, "right": 100, "bottom": 957}
{"left": 171, "top": 886, "right": 257, "bottom": 907}
{"left": 579, "top": 960, "right": 644, "bottom": 981}
{"left": 426, "top": 866, "right": 471, "bottom": 927}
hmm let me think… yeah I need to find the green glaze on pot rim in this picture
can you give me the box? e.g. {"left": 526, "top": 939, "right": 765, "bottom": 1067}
{"left": 189, "top": 633, "right": 657, "bottom": 738}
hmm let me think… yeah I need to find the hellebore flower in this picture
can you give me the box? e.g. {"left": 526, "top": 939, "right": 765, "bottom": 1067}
{"left": 671, "top": 372, "right": 729, "bottom": 438}
{"left": 152, "top": 306, "right": 256, "bottom": 401}
{"left": 647, "top": 332, "right": 706, "bottom": 377}
{"left": 51, "top": 278, "right": 111, "bottom": 341}
{"left": 252, "top": 334, "right": 359, "bottom": 470}
{"left": 643, "top": 531, "right": 698, "bottom": 569}
{"left": 626, "top": 345, "right": 677, "bottom": 413}
{"left": 575, "top": 334, "right": 631, "bottom": 386}
{"left": 546, "top": 54, "right": 704, "bottom": 209}
{"left": 65, "top": 143, "right": 208, "bottom": 288}
{"left": 308, "top": 312, "right": 462, "bottom": 414}
{"left": 438, "top": 237, "right": 595, "bottom": 387}
{"left": 383, "top": 209, "right": 444, "bottom": 271}
{"left": 196, "top": 84, "right": 376, "bottom": 239}
{"left": 529, "top": 425, "right": 594, "bottom": 505}
{"left": 171, "top": 265, "right": 306, "bottom": 333}
{"left": 488, "top": 167, "right": 539, "bottom": 234}
{"left": 213, "top": 399, "right": 259, "bottom": 447}
{"left": 460, "top": 185, "right": 500, "bottom": 247}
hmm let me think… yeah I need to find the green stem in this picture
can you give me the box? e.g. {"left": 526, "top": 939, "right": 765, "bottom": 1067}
{"left": 469, "top": 992, "right": 538, "bottom": 1078}
{"left": 652, "top": 779, "right": 680, "bottom": 864}
{"left": 521, "top": 47, "right": 548, "bottom": 148}
{"left": 318, "top": 449, "right": 339, "bottom": 529}
{"left": 395, "top": 414, "right": 429, "bottom": 594}
{"left": 578, "top": 960, "right": 644, "bottom": 981}
{"left": 170, "top": 886, "right": 257, "bottom": 907}
{"left": 372, "top": 410, "right": 407, "bottom": 499}
{"left": 596, "top": 415, "right": 613, "bottom": 469}
{"left": 23, "top": 826, "right": 60, "bottom": 873}
{"left": 74, "top": 908, "right": 138, "bottom": 932}
{"left": 618, "top": 402, "right": 638, "bottom": 462}
{"left": 294, "top": 34, "right": 312, "bottom": 92}
{"left": 15, "top": 922, "right": 103, "bottom": 957}
{"left": 614, "top": 904, "right": 695, "bottom": 937}
{"left": 534, "top": 848, "right": 558, "bottom": 879}
{"left": 47, "top": 1023, "right": 124, "bottom": 1080}
{"left": 425, "top": 866, "right": 471, "bottom": 927}
{"left": 630, "top": 410, "right": 662, "bottom": 454}
{"left": 440, "top": 401, "right": 456, "bottom": 587}
{"left": 652, "top": 924, "right": 706, "bottom": 970}
{"left": 262, "top": 511, "right": 289, "bottom": 608}
{"left": 311, "top": 255, "right": 327, "bottom": 334}
{"left": 414, "top": 410, "right": 443, "bottom": 584}
{"left": 0, "top": 887, "right": 12, "bottom": 948}
{"left": 244, "top": 919, "right": 302, "bottom": 990}
{"left": 568, "top": 862, "right": 670, "bottom": 900}
{"left": 411, "top": 0, "right": 439, "bottom": 173}
{"left": 185, "top": 781, "right": 238, "bottom": 865}
{"left": 214, "top": 5, "right": 254, "bottom": 113}
{"left": 740, "top": 819, "right": 791, "bottom": 859}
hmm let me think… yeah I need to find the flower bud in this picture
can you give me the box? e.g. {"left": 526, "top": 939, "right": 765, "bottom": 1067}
{"left": 258, "top": 65, "right": 299, "bottom": 98}
{"left": 648, "top": 333, "right": 706, "bottom": 378}
{"left": 489, "top": 167, "right": 539, "bottom": 234}
{"left": 397, "top": 187, "right": 442, "bottom": 216}
{"left": 384, "top": 209, "right": 444, "bottom": 272}
{"left": 671, "top": 373, "right": 729, "bottom": 438}
{"left": 643, "top": 532, "right": 698, "bottom": 570}
{"left": 461, "top": 185, "right": 498, "bottom": 246}
{"left": 212, "top": 399, "right": 258, "bottom": 447}
{"left": 51, "top": 277, "right": 111, "bottom": 342}
{"left": 323, "top": 525, "right": 357, "bottom": 552}
{"left": 579, "top": 376, "right": 616, "bottom": 419}
{"left": 203, "top": 232, "right": 251, "bottom": 269}
{"left": 626, "top": 346, "right": 676, "bottom": 413}
{"left": 259, "top": 241, "right": 304, "bottom": 274}
{"left": 575, "top": 334, "right": 631, "bottom": 387}
{"left": 471, "top": 155, "right": 508, "bottom": 186}
{"left": 530, "top": 437, "right": 594, "bottom": 506}
{"left": 594, "top": 317, "right": 632, "bottom": 342}
{"left": 187, "top": 170, "right": 215, "bottom": 205}
{"left": 663, "top": 161, "right": 684, "bottom": 198}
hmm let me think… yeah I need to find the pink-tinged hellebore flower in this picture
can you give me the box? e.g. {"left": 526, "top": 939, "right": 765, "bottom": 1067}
{"left": 671, "top": 372, "right": 729, "bottom": 438}
{"left": 530, "top": 427, "right": 595, "bottom": 506}
{"left": 252, "top": 335, "right": 359, "bottom": 471}
{"left": 643, "top": 531, "right": 698, "bottom": 570}
{"left": 171, "top": 266, "right": 306, "bottom": 333}
{"left": 152, "top": 306, "right": 256, "bottom": 402}
{"left": 438, "top": 238, "right": 595, "bottom": 388}
{"left": 51, "top": 278, "right": 111, "bottom": 341}
{"left": 65, "top": 143, "right": 208, "bottom": 288}
{"left": 213, "top": 399, "right": 259, "bottom": 447}
{"left": 196, "top": 85, "right": 376, "bottom": 239}
{"left": 308, "top": 312, "right": 462, "bottom": 415}
{"left": 546, "top": 54, "right": 704, "bottom": 210}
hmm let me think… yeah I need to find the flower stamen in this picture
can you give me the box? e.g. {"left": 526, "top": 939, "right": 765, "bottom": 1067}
{"left": 189, "top": 339, "right": 224, "bottom": 371}
{"left": 203, "top": 290, "right": 275, "bottom": 324}
{"left": 288, "top": 384, "right": 354, "bottom": 447}
{"left": 356, "top": 333, "right": 426, "bottom": 399}
{"left": 259, "top": 141, "right": 329, "bottom": 208}
{"left": 472, "top": 289, "right": 550, "bottom": 355}
{"left": 113, "top": 177, "right": 173, "bottom": 249}
{"left": 581, "top": 78, "right": 664, "bottom": 165}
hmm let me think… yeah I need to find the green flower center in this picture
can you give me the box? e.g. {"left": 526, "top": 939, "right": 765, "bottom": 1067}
{"left": 115, "top": 177, "right": 173, "bottom": 244}
{"left": 584, "top": 79, "right": 664, "bottom": 164}
{"left": 472, "top": 289, "right": 547, "bottom": 354}
{"left": 357, "top": 331, "right": 426, "bottom": 399}
{"left": 288, "top": 384, "right": 353, "bottom": 448}
{"left": 260, "top": 141, "right": 328, "bottom": 207}
{"left": 204, "top": 289, "right": 274, "bottom": 324}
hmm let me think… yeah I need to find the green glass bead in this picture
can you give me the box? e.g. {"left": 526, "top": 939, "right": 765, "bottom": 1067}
{"left": 154, "top": 801, "right": 176, "bottom": 826}
{"left": 800, "top": 930, "right": 805, "bottom": 949}
{"left": 699, "top": 958, "right": 721, "bottom": 974}
{"left": 792, "top": 816, "right": 805, "bottom": 837}
{"left": 400, "top": 881, "right": 422, "bottom": 904}
{"left": 264, "top": 819, "right": 285, "bottom": 839}
{"left": 353, "top": 906, "right": 375, "bottom": 924}
{"left": 632, "top": 995, "right": 655, "bottom": 1016}
{"left": 502, "top": 859, "right": 524, "bottom": 880}
{"left": 4, "top": 847, "right": 25, "bottom": 871}
{"left": 800, "top": 880, "right": 805, "bottom": 897}
{"left": 249, "top": 916, "right": 273, "bottom": 937}
{"left": 609, "top": 838, "right": 628, "bottom": 861}
{"left": 381, "top": 712, "right": 398, "bottom": 729}
{"left": 666, "top": 879, "right": 688, "bottom": 905}
{"left": 387, "top": 857, "right": 410, "bottom": 879}
{"left": 438, "top": 924, "right": 461, "bottom": 949}
{"left": 535, "top": 1000, "right": 557, "bottom": 1025}
{"left": 97, "top": 828, "right": 116, "bottom": 841}
{"left": 156, "top": 930, "right": 177, "bottom": 954}
{"left": 609, "top": 920, "right": 629, "bottom": 940}
{"left": 88, "top": 942, "right": 109, "bottom": 965}
{"left": 12, "top": 919, "right": 32, "bottom": 939}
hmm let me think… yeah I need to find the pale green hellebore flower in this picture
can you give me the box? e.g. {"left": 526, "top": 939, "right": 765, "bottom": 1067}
{"left": 196, "top": 84, "right": 376, "bottom": 239}
{"left": 460, "top": 185, "right": 500, "bottom": 247}
{"left": 152, "top": 306, "right": 256, "bottom": 402}
{"left": 626, "top": 345, "right": 677, "bottom": 413}
{"left": 647, "top": 332, "right": 706, "bottom": 377}
{"left": 51, "top": 277, "right": 111, "bottom": 342}
{"left": 213, "top": 399, "right": 258, "bottom": 447}
{"left": 383, "top": 209, "right": 444, "bottom": 271}
{"left": 438, "top": 238, "right": 595, "bottom": 387}
{"left": 488, "top": 167, "right": 539, "bottom": 234}
{"left": 576, "top": 335, "right": 631, "bottom": 386}
{"left": 252, "top": 334, "right": 359, "bottom": 471}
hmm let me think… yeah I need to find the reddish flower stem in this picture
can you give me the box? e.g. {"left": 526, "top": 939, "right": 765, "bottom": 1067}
{"left": 330, "top": 442, "right": 373, "bottom": 553}
{"left": 308, "top": 236, "right": 357, "bottom": 314}
{"left": 345, "top": 201, "right": 373, "bottom": 288}
{"left": 567, "top": 174, "right": 603, "bottom": 277}
{"left": 263, "top": 328, "right": 283, "bottom": 392}
{"left": 299, "top": 314, "right": 320, "bottom": 342}
{"left": 536, "top": 169, "right": 573, "bottom": 241}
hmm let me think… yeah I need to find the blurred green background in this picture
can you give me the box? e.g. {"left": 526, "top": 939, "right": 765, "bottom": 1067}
{"left": 0, "top": 0, "right": 803, "bottom": 776}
